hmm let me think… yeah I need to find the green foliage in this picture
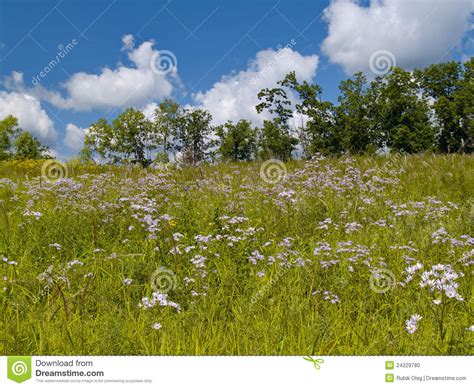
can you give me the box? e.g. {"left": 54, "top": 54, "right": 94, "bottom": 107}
{"left": 416, "top": 59, "right": 473, "bottom": 153}
{"left": 174, "top": 108, "right": 214, "bottom": 164}
{"left": 257, "top": 120, "right": 298, "bottom": 161}
{"left": 84, "top": 108, "right": 152, "bottom": 167}
{"left": 336, "top": 72, "right": 377, "bottom": 154}
{"left": 0, "top": 115, "right": 50, "bottom": 161}
{"left": 0, "top": 115, "right": 19, "bottom": 160}
{"left": 280, "top": 71, "right": 341, "bottom": 156}
{"left": 371, "top": 67, "right": 435, "bottom": 153}
{"left": 152, "top": 99, "right": 180, "bottom": 161}
{"left": 255, "top": 80, "right": 299, "bottom": 160}
{"left": 13, "top": 132, "right": 50, "bottom": 160}
{"left": 216, "top": 120, "right": 256, "bottom": 161}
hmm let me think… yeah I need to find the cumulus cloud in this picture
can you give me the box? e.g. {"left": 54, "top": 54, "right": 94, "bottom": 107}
{"left": 0, "top": 90, "right": 56, "bottom": 144}
{"left": 192, "top": 46, "right": 319, "bottom": 126}
{"left": 64, "top": 123, "right": 87, "bottom": 152}
{"left": 38, "top": 35, "right": 179, "bottom": 112}
{"left": 322, "top": 0, "right": 474, "bottom": 75}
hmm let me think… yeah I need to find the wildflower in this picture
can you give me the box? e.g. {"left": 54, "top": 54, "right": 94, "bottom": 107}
{"left": 257, "top": 271, "right": 265, "bottom": 278}
{"left": 122, "top": 278, "right": 133, "bottom": 286}
{"left": 405, "top": 314, "right": 422, "bottom": 334}
{"left": 139, "top": 292, "right": 181, "bottom": 312}
{"left": 152, "top": 323, "right": 162, "bottom": 330}
{"left": 66, "top": 260, "right": 83, "bottom": 270}
{"left": 466, "top": 326, "right": 474, "bottom": 332}
{"left": 48, "top": 243, "right": 62, "bottom": 250}
{"left": 248, "top": 250, "right": 264, "bottom": 265}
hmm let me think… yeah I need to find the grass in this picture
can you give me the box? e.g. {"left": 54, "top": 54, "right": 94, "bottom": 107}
{"left": 0, "top": 153, "right": 473, "bottom": 355}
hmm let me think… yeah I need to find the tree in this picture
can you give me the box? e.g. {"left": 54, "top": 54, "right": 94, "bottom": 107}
{"left": 415, "top": 61, "right": 471, "bottom": 153}
{"left": 216, "top": 120, "right": 256, "bottom": 161}
{"left": 0, "top": 115, "right": 18, "bottom": 160}
{"left": 83, "top": 118, "right": 114, "bottom": 163}
{"left": 255, "top": 81, "right": 298, "bottom": 160}
{"left": 279, "top": 71, "right": 340, "bottom": 156}
{"left": 83, "top": 109, "right": 153, "bottom": 167}
{"left": 370, "top": 67, "right": 434, "bottom": 153}
{"left": 174, "top": 108, "right": 213, "bottom": 164}
{"left": 336, "top": 72, "right": 377, "bottom": 154}
{"left": 257, "top": 120, "right": 298, "bottom": 161}
{"left": 455, "top": 58, "right": 474, "bottom": 152}
{"left": 14, "top": 131, "right": 50, "bottom": 160}
{"left": 152, "top": 99, "right": 180, "bottom": 162}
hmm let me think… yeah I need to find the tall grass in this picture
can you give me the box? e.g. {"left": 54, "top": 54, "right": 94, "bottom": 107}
{"left": 0, "top": 154, "right": 473, "bottom": 355}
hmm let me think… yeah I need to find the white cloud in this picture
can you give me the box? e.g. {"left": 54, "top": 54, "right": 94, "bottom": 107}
{"left": 64, "top": 123, "right": 87, "bottom": 152}
{"left": 192, "top": 47, "right": 319, "bottom": 126}
{"left": 141, "top": 102, "right": 158, "bottom": 120}
{"left": 0, "top": 91, "right": 56, "bottom": 144}
{"left": 121, "top": 34, "right": 135, "bottom": 51}
{"left": 3, "top": 71, "right": 24, "bottom": 90}
{"left": 38, "top": 35, "right": 179, "bottom": 112}
{"left": 322, "top": 0, "right": 474, "bottom": 75}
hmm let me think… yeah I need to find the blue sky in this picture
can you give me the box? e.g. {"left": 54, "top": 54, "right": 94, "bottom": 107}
{"left": 0, "top": 0, "right": 472, "bottom": 158}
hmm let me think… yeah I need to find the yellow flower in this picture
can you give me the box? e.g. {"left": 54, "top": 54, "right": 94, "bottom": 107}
{"left": 169, "top": 219, "right": 177, "bottom": 228}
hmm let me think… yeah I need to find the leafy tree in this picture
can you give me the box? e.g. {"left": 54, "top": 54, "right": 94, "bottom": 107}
{"left": 280, "top": 71, "right": 340, "bottom": 156}
{"left": 83, "top": 109, "right": 153, "bottom": 167}
{"left": 14, "top": 131, "right": 50, "bottom": 160}
{"left": 415, "top": 61, "right": 470, "bottom": 153}
{"left": 370, "top": 67, "right": 434, "bottom": 153}
{"left": 336, "top": 72, "right": 377, "bottom": 154}
{"left": 216, "top": 120, "right": 256, "bottom": 161}
{"left": 255, "top": 81, "right": 298, "bottom": 160}
{"left": 455, "top": 58, "right": 474, "bottom": 152}
{"left": 83, "top": 118, "right": 114, "bottom": 162}
{"left": 257, "top": 120, "right": 298, "bottom": 161}
{"left": 152, "top": 99, "right": 180, "bottom": 162}
{"left": 0, "top": 115, "right": 19, "bottom": 160}
{"left": 174, "top": 108, "right": 213, "bottom": 164}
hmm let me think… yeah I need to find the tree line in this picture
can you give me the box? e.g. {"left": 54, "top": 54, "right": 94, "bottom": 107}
{"left": 0, "top": 58, "right": 472, "bottom": 165}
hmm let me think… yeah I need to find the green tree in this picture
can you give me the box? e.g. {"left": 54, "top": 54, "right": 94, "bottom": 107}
{"left": 216, "top": 120, "right": 256, "bottom": 161}
{"left": 14, "top": 131, "right": 50, "bottom": 160}
{"left": 82, "top": 118, "right": 114, "bottom": 163}
{"left": 0, "top": 115, "right": 19, "bottom": 160}
{"left": 279, "top": 71, "right": 340, "bottom": 156}
{"left": 174, "top": 108, "right": 213, "bottom": 164}
{"left": 257, "top": 120, "right": 298, "bottom": 161}
{"left": 83, "top": 108, "right": 153, "bottom": 167}
{"left": 370, "top": 67, "right": 434, "bottom": 153}
{"left": 255, "top": 81, "right": 298, "bottom": 160}
{"left": 415, "top": 61, "right": 472, "bottom": 153}
{"left": 455, "top": 58, "right": 474, "bottom": 152}
{"left": 152, "top": 99, "right": 180, "bottom": 162}
{"left": 336, "top": 72, "right": 377, "bottom": 154}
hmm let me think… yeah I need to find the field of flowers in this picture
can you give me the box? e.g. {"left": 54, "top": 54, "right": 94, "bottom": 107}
{"left": 0, "top": 154, "right": 473, "bottom": 355}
